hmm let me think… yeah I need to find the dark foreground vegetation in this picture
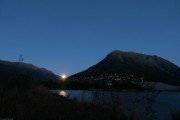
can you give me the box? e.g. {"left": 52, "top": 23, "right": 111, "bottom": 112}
{"left": 0, "top": 75, "right": 180, "bottom": 120}
{"left": 0, "top": 75, "right": 128, "bottom": 120}
{"left": 172, "top": 111, "right": 180, "bottom": 120}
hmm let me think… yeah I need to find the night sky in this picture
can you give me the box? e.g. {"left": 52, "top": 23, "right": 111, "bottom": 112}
{"left": 0, "top": 0, "right": 180, "bottom": 76}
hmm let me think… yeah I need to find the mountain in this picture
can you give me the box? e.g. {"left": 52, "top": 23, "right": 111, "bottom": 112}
{"left": 0, "top": 60, "right": 59, "bottom": 81}
{"left": 71, "top": 50, "right": 180, "bottom": 85}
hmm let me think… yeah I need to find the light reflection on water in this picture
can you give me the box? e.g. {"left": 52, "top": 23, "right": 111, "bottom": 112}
{"left": 59, "top": 90, "right": 67, "bottom": 97}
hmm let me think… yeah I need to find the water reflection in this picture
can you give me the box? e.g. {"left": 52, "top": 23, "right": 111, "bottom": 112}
{"left": 59, "top": 90, "right": 67, "bottom": 97}
{"left": 51, "top": 90, "right": 180, "bottom": 120}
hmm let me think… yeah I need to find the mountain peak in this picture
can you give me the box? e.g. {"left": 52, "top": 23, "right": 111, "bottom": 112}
{"left": 106, "top": 50, "right": 124, "bottom": 61}
{"left": 109, "top": 50, "right": 122, "bottom": 54}
{"left": 108, "top": 50, "right": 145, "bottom": 56}
{"left": 106, "top": 50, "right": 144, "bottom": 62}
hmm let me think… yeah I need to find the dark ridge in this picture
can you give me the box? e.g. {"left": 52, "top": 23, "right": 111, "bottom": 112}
{"left": 0, "top": 60, "right": 59, "bottom": 81}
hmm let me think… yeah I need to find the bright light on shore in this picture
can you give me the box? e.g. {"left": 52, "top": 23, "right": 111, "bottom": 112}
{"left": 59, "top": 91, "right": 67, "bottom": 97}
{"left": 61, "top": 74, "right": 67, "bottom": 79}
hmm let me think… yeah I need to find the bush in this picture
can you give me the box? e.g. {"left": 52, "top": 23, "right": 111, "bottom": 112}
{"left": 172, "top": 111, "right": 180, "bottom": 120}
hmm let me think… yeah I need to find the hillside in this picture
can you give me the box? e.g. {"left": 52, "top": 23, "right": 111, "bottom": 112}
{"left": 0, "top": 60, "right": 59, "bottom": 81}
{"left": 71, "top": 50, "right": 180, "bottom": 85}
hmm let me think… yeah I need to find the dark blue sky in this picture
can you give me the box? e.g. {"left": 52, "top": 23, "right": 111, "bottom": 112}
{"left": 0, "top": 0, "right": 180, "bottom": 76}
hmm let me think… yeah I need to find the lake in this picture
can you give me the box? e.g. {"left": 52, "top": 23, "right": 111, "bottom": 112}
{"left": 50, "top": 90, "right": 180, "bottom": 120}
